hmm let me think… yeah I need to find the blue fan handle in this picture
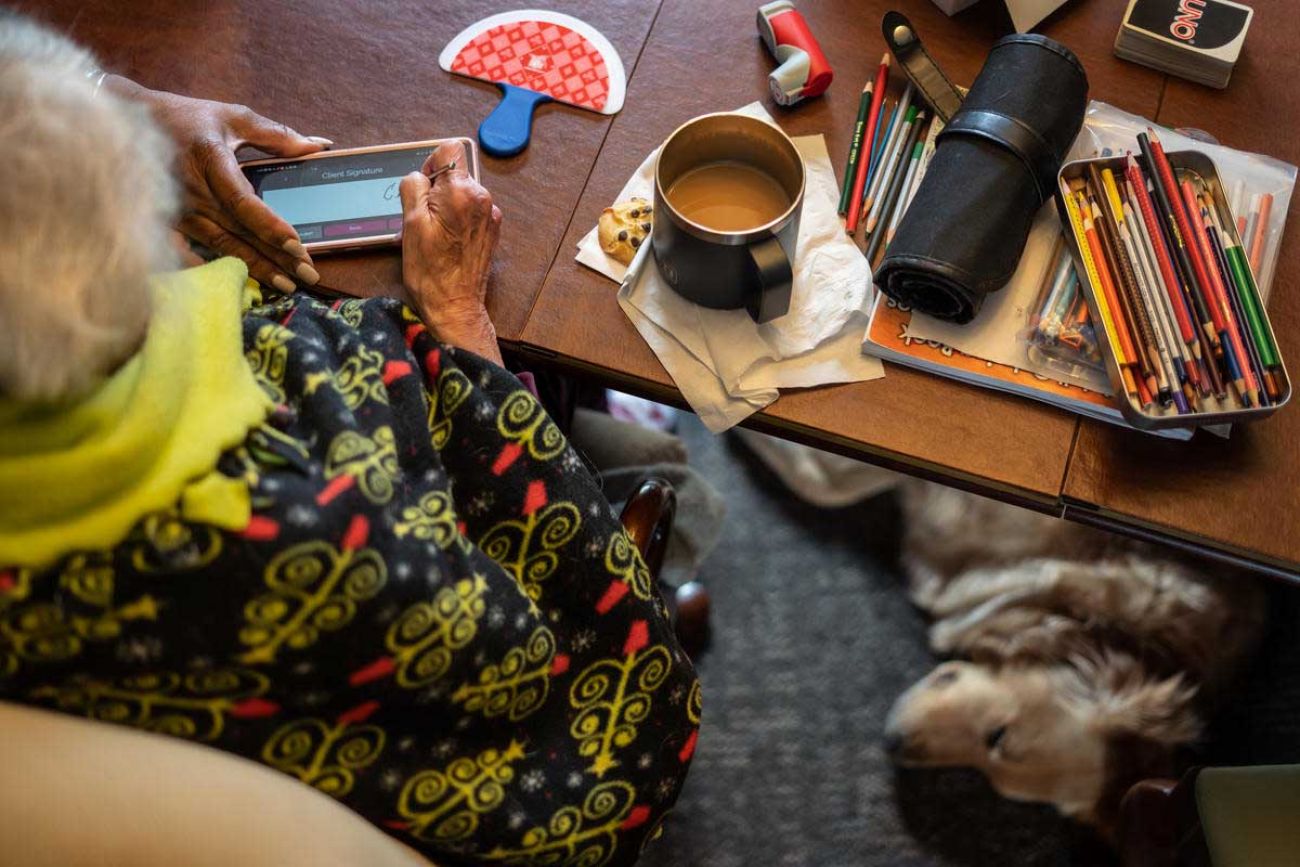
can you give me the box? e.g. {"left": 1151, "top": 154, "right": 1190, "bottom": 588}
{"left": 478, "top": 83, "right": 551, "bottom": 157}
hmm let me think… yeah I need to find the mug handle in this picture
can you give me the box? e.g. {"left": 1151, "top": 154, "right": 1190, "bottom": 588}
{"left": 745, "top": 235, "right": 793, "bottom": 323}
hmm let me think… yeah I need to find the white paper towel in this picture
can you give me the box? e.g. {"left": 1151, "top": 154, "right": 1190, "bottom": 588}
{"left": 575, "top": 103, "right": 884, "bottom": 432}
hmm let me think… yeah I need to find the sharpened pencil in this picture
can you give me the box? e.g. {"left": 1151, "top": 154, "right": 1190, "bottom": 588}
{"left": 867, "top": 111, "right": 924, "bottom": 236}
{"left": 866, "top": 114, "right": 925, "bottom": 261}
{"left": 1180, "top": 177, "right": 1258, "bottom": 406}
{"left": 861, "top": 88, "right": 915, "bottom": 218}
{"left": 837, "top": 80, "right": 874, "bottom": 215}
{"left": 845, "top": 53, "right": 889, "bottom": 234}
{"left": 1249, "top": 192, "right": 1273, "bottom": 273}
{"left": 864, "top": 98, "right": 898, "bottom": 194}
{"left": 885, "top": 137, "right": 925, "bottom": 245}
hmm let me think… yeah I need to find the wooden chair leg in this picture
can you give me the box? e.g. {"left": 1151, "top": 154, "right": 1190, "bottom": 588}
{"left": 618, "top": 477, "right": 711, "bottom": 658}
{"left": 1119, "top": 771, "right": 1209, "bottom": 867}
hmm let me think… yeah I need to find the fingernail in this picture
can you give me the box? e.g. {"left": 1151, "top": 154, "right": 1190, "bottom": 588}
{"left": 306, "top": 136, "right": 334, "bottom": 147}
{"left": 282, "top": 238, "right": 309, "bottom": 259}
{"left": 295, "top": 262, "right": 320, "bottom": 285}
{"left": 271, "top": 274, "right": 297, "bottom": 294}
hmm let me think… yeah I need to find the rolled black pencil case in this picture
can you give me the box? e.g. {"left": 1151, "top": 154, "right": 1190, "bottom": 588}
{"left": 876, "top": 33, "right": 1088, "bottom": 323}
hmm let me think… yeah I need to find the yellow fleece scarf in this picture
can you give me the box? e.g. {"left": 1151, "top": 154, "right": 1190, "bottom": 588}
{"left": 0, "top": 257, "right": 272, "bottom": 569}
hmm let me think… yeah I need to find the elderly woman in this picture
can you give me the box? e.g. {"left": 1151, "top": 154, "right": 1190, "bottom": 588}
{"left": 0, "top": 16, "right": 699, "bottom": 867}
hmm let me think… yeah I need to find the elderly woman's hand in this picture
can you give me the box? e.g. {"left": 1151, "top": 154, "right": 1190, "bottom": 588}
{"left": 399, "top": 142, "right": 504, "bottom": 365}
{"left": 106, "top": 76, "right": 330, "bottom": 295}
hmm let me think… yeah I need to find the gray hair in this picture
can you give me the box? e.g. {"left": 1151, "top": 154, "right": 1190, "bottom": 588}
{"left": 0, "top": 14, "right": 178, "bottom": 400}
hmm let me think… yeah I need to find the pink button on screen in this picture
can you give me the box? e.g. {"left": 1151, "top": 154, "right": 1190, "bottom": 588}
{"left": 324, "top": 218, "right": 389, "bottom": 237}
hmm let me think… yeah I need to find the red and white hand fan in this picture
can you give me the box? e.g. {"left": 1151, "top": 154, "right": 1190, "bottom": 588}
{"left": 439, "top": 9, "right": 627, "bottom": 157}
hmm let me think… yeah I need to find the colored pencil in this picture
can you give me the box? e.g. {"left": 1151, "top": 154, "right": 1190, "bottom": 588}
{"left": 1180, "top": 178, "right": 1258, "bottom": 405}
{"left": 1124, "top": 157, "right": 1197, "bottom": 355}
{"left": 861, "top": 88, "right": 915, "bottom": 217}
{"left": 1064, "top": 191, "right": 1127, "bottom": 373}
{"left": 1229, "top": 179, "right": 1247, "bottom": 236}
{"left": 1119, "top": 199, "right": 1184, "bottom": 409}
{"left": 1249, "top": 192, "right": 1273, "bottom": 273}
{"left": 845, "top": 53, "right": 890, "bottom": 233}
{"left": 899, "top": 135, "right": 928, "bottom": 216}
{"left": 1149, "top": 173, "right": 1225, "bottom": 398}
{"left": 1200, "top": 191, "right": 1281, "bottom": 400}
{"left": 837, "top": 80, "right": 874, "bottom": 215}
{"left": 1203, "top": 192, "right": 1279, "bottom": 369}
{"left": 1137, "top": 133, "right": 1223, "bottom": 363}
{"left": 1030, "top": 239, "right": 1069, "bottom": 331}
{"left": 864, "top": 98, "right": 898, "bottom": 194}
{"left": 1078, "top": 191, "right": 1137, "bottom": 364}
{"left": 1031, "top": 236, "right": 1067, "bottom": 322}
{"left": 1125, "top": 193, "right": 1196, "bottom": 403}
{"left": 1088, "top": 166, "right": 1161, "bottom": 398}
{"left": 1206, "top": 217, "right": 1271, "bottom": 407}
{"left": 867, "top": 111, "right": 924, "bottom": 236}
{"left": 885, "top": 138, "right": 925, "bottom": 245}
{"left": 866, "top": 114, "right": 925, "bottom": 261}
{"left": 1241, "top": 197, "right": 1259, "bottom": 266}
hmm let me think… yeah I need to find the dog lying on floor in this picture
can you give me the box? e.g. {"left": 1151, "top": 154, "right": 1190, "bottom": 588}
{"left": 883, "top": 481, "right": 1266, "bottom": 838}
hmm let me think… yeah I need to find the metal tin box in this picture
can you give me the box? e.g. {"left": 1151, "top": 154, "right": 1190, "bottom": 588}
{"left": 1054, "top": 151, "right": 1290, "bottom": 429}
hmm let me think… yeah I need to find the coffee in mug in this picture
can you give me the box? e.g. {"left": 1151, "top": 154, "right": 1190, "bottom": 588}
{"left": 652, "top": 113, "right": 805, "bottom": 323}
{"left": 665, "top": 161, "right": 792, "bottom": 232}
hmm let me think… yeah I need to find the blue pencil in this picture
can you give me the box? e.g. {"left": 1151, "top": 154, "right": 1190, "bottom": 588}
{"left": 863, "top": 100, "right": 894, "bottom": 192}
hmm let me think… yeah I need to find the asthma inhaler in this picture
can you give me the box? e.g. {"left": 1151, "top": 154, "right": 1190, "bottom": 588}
{"left": 757, "top": 1, "right": 833, "bottom": 106}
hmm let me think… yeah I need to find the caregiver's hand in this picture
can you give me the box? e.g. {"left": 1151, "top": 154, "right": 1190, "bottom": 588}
{"left": 399, "top": 141, "right": 504, "bottom": 365}
{"left": 106, "top": 76, "right": 331, "bottom": 294}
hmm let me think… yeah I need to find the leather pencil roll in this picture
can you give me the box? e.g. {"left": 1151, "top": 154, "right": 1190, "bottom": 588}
{"left": 876, "top": 34, "right": 1088, "bottom": 323}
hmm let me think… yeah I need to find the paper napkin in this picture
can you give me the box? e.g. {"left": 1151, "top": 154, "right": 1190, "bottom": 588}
{"left": 575, "top": 102, "right": 883, "bottom": 433}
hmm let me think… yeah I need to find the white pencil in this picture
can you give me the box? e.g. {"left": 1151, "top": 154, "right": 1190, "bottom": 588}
{"left": 859, "top": 84, "right": 914, "bottom": 216}
{"left": 862, "top": 106, "right": 918, "bottom": 233}
{"left": 884, "top": 138, "right": 924, "bottom": 245}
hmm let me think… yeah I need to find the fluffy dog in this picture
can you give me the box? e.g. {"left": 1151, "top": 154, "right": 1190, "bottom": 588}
{"left": 884, "top": 481, "right": 1266, "bottom": 837}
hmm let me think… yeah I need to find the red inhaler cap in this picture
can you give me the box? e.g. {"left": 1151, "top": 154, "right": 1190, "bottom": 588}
{"left": 757, "top": 1, "right": 833, "bottom": 106}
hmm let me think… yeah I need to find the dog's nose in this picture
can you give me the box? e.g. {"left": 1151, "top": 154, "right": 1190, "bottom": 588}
{"left": 883, "top": 730, "right": 904, "bottom": 757}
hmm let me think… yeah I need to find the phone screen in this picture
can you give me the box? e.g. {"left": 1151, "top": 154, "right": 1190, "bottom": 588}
{"left": 243, "top": 145, "right": 439, "bottom": 245}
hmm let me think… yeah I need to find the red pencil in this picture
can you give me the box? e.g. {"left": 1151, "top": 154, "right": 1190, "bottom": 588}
{"left": 1249, "top": 192, "right": 1273, "bottom": 272}
{"left": 1181, "top": 179, "right": 1260, "bottom": 405}
{"left": 846, "top": 54, "right": 890, "bottom": 233}
{"left": 1148, "top": 132, "right": 1226, "bottom": 337}
{"left": 1080, "top": 193, "right": 1143, "bottom": 389}
{"left": 1125, "top": 156, "right": 1195, "bottom": 350}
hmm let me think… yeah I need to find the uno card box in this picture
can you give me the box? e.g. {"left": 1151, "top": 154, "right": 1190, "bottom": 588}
{"left": 1115, "top": 0, "right": 1254, "bottom": 88}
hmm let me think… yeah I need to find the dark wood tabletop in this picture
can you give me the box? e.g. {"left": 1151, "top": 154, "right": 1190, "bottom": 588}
{"left": 517, "top": 0, "right": 1138, "bottom": 509}
{"left": 1062, "top": 1, "right": 1300, "bottom": 578}
{"left": 28, "top": 0, "right": 660, "bottom": 342}
{"left": 27, "top": 0, "right": 1299, "bottom": 574}
{"left": 515, "top": 0, "right": 1172, "bottom": 511}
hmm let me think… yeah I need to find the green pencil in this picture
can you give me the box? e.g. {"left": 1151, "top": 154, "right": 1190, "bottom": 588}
{"left": 1207, "top": 198, "right": 1279, "bottom": 368}
{"left": 838, "top": 80, "right": 874, "bottom": 215}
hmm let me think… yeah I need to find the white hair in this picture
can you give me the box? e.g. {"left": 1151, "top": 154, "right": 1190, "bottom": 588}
{"left": 0, "top": 14, "right": 178, "bottom": 400}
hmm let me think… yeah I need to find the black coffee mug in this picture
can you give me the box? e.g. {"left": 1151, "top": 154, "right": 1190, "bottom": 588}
{"left": 652, "top": 113, "right": 805, "bottom": 324}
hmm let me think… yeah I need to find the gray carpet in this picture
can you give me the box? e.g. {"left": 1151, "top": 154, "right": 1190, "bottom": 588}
{"left": 638, "top": 415, "right": 1300, "bottom": 867}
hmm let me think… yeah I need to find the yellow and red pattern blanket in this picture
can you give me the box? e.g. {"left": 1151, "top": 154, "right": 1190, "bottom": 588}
{"left": 0, "top": 291, "right": 699, "bottom": 866}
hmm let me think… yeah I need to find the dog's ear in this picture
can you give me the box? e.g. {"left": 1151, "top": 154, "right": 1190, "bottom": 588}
{"left": 1093, "top": 672, "right": 1202, "bottom": 747}
{"left": 1070, "top": 650, "right": 1202, "bottom": 747}
{"left": 1068, "top": 652, "right": 1201, "bottom": 841}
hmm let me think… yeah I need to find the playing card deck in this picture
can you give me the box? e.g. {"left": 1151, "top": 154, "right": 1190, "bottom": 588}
{"left": 1115, "top": 0, "right": 1253, "bottom": 88}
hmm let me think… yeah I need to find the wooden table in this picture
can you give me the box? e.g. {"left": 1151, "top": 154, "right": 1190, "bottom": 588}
{"left": 31, "top": 0, "right": 1299, "bottom": 578}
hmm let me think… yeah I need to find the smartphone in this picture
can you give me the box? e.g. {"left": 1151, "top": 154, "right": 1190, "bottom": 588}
{"left": 241, "top": 138, "right": 480, "bottom": 253}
